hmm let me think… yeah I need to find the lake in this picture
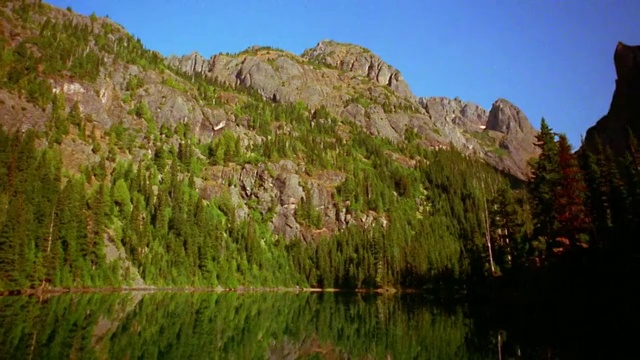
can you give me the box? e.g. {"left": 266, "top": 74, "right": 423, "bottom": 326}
{"left": 0, "top": 291, "right": 623, "bottom": 359}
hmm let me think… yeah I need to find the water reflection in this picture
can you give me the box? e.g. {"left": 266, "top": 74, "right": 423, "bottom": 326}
{"left": 0, "top": 292, "right": 491, "bottom": 359}
{"left": 3, "top": 291, "right": 624, "bottom": 359}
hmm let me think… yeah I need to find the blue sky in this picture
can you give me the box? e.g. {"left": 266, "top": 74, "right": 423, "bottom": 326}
{"left": 49, "top": 0, "right": 640, "bottom": 147}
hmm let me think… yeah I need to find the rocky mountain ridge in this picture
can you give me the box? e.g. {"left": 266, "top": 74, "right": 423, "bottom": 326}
{"left": 167, "top": 41, "right": 540, "bottom": 179}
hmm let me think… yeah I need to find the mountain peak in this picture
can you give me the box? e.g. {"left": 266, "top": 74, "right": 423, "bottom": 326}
{"left": 485, "top": 98, "right": 539, "bottom": 179}
{"left": 487, "top": 98, "right": 536, "bottom": 136}
{"left": 304, "top": 39, "right": 373, "bottom": 54}
{"left": 167, "top": 51, "right": 209, "bottom": 76}
{"left": 583, "top": 42, "right": 640, "bottom": 154}
{"left": 614, "top": 41, "right": 640, "bottom": 88}
{"left": 301, "top": 40, "right": 413, "bottom": 99}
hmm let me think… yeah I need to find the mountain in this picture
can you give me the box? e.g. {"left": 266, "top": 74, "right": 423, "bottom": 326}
{"left": 0, "top": 2, "right": 541, "bottom": 179}
{"left": 582, "top": 42, "right": 640, "bottom": 154}
{"left": 167, "top": 40, "right": 540, "bottom": 179}
{"left": 0, "top": 0, "right": 535, "bottom": 291}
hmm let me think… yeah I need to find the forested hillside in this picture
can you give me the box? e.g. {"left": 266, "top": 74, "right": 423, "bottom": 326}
{"left": 0, "top": 0, "right": 638, "bottom": 293}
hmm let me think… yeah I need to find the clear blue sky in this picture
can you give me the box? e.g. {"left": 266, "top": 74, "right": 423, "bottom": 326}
{"left": 49, "top": 0, "right": 640, "bottom": 147}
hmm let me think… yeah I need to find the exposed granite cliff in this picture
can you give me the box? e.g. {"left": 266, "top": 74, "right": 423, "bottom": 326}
{"left": 418, "top": 96, "right": 539, "bottom": 179}
{"left": 167, "top": 43, "right": 419, "bottom": 113}
{"left": 167, "top": 43, "right": 539, "bottom": 180}
{"left": 301, "top": 40, "right": 415, "bottom": 99}
{"left": 486, "top": 99, "right": 540, "bottom": 178}
{"left": 419, "top": 96, "right": 487, "bottom": 132}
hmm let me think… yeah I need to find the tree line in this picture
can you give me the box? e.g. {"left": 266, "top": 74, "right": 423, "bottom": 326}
{"left": 487, "top": 118, "right": 640, "bottom": 276}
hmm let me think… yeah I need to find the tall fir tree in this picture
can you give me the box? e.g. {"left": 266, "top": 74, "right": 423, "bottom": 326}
{"left": 620, "top": 131, "right": 640, "bottom": 251}
{"left": 528, "top": 118, "right": 560, "bottom": 256}
{"left": 489, "top": 185, "right": 524, "bottom": 272}
{"left": 598, "top": 145, "right": 627, "bottom": 248}
{"left": 578, "top": 138, "right": 606, "bottom": 248}
{"left": 554, "top": 134, "right": 589, "bottom": 248}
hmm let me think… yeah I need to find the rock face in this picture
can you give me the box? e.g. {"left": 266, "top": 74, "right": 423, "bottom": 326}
{"left": 166, "top": 51, "right": 209, "bottom": 76}
{"left": 419, "top": 96, "right": 487, "bottom": 132}
{"left": 487, "top": 99, "right": 533, "bottom": 136}
{"left": 301, "top": 40, "right": 415, "bottom": 99}
{"left": 200, "top": 161, "right": 353, "bottom": 240}
{"left": 418, "top": 96, "right": 539, "bottom": 179}
{"left": 166, "top": 44, "right": 539, "bottom": 179}
{"left": 486, "top": 99, "right": 540, "bottom": 178}
{"left": 168, "top": 48, "right": 338, "bottom": 109}
{"left": 583, "top": 42, "right": 640, "bottom": 154}
{"left": 166, "top": 43, "right": 420, "bottom": 114}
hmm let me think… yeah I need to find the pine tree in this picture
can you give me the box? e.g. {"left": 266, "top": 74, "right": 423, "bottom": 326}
{"left": 49, "top": 92, "right": 68, "bottom": 144}
{"left": 55, "top": 177, "right": 88, "bottom": 285}
{"left": 624, "top": 133, "right": 640, "bottom": 251}
{"left": 112, "top": 179, "right": 132, "bottom": 218}
{"left": 554, "top": 134, "right": 589, "bottom": 248}
{"left": 87, "top": 183, "right": 109, "bottom": 269}
{"left": 528, "top": 118, "right": 560, "bottom": 255}
{"left": 578, "top": 140, "right": 606, "bottom": 248}
{"left": 489, "top": 185, "right": 522, "bottom": 271}
{"left": 0, "top": 193, "right": 33, "bottom": 288}
{"left": 598, "top": 145, "right": 627, "bottom": 249}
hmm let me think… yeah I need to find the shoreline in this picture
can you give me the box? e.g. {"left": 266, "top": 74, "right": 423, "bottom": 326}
{"left": 0, "top": 285, "right": 399, "bottom": 297}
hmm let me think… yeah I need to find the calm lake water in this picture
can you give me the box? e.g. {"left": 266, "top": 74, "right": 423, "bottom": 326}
{"left": 0, "top": 291, "right": 620, "bottom": 359}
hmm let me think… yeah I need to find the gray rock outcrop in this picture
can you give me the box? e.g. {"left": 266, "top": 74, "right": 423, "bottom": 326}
{"left": 166, "top": 51, "right": 209, "bottom": 75}
{"left": 419, "top": 96, "right": 487, "bottom": 132}
{"left": 302, "top": 40, "right": 414, "bottom": 99}
{"left": 486, "top": 99, "right": 540, "bottom": 178}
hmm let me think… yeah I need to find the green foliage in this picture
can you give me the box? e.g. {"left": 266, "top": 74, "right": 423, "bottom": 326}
{"left": 577, "top": 131, "right": 640, "bottom": 253}
{"left": 0, "top": 127, "right": 116, "bottom": 289}
{"left": 526, "top": 120, "right": 593, "bottom": 261}
{"left": 296, "top": 185, "right": 323, "bottom": 229}
{"left": 236, "top": 45, "right": 286, "bottom": 56}
{"left": 489, "top": 186, "right": 530, "bottom": 273}
{"left": 48, "top": 92, "right": 69, "bottom": 144}
{"left": 205, "top": 130, "right": 243, "bottom": 165}
{"left": 0, "top": 84, "right": 531, "bottom": 291}
{"left": 349, "top": 93, "right": 372, "bottom": 109}
{"left": 523, "top": 120, "right": 640, "bottom": 266}
{"left": 112, "top": 179, "right": 132, "bottom": 217}
{"left": 0, "top": 5, "right": 169, "bottom": 109}
{"left": 0, "top": 292, "right": 483, "bottom": 359}
{"left": 161, "top": 76, "right": 188, "bottom": 92}
{"left": 528, "top": 118, "right": 560, "bottom": 247}
{"left": 125, "top": 74, "right": 145, "bottom": 93}
{"left": 404, "top": 127, "right": 422, "bottom": 143}
{"left": 131, "top": 100, "right": 152, "bottom": 122}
